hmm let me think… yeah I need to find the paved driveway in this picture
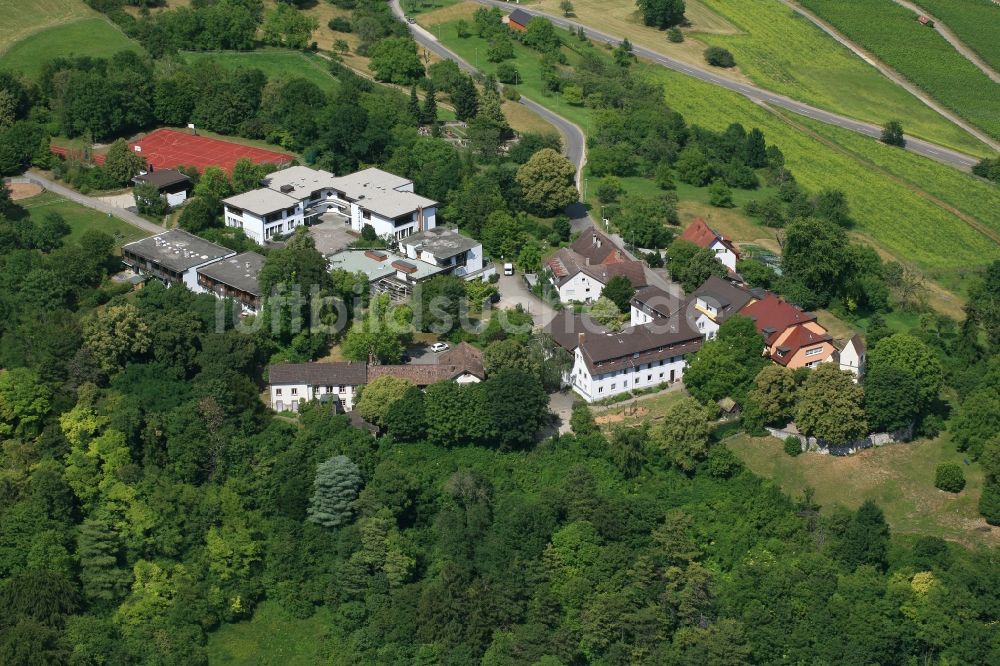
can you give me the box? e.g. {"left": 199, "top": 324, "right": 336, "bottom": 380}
{"left": 309, "top": 214, "right": 356, "bottom": 255}
{"left": 495, "top": 273, "right": 557, "bottom": 330}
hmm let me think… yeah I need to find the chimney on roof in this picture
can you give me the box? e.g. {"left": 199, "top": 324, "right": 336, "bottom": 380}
{"left": 578, "top": 333, "right": 585, "bottom": 348}
{"left": 585, "top": 256, "right": 590, "bottom": 266}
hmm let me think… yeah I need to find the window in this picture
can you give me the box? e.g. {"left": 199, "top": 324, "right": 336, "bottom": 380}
{"left": 623, "top": 380, "right": 628, "bottom": 387}
{"left": 291, "top": 388, "right": 298, "bottom": 396}
{"left": 275, "top": 388, "right": 282, "bottom": 396}
{"left": 326, "top": 386, "right": 334, "bottom": 393}
{"left": 659, "top": 372, "right": 664, "bottom": 378}
{"left": 647, "top": 375, "right": 652, "bottom": 381}
{"left": 598, "top": 387, "right": 604, "bottom": 393}
{"left": 610, "top": 383, "right": 616, "bottom": 390}
{"left": 275, "top": 400, "right": 284, "bottom": 411}
{"left": 805, "top": 347, "right": 824, "bottom": 357}
{"left": 339, "top": 385, "right": 345, "bottom": 393}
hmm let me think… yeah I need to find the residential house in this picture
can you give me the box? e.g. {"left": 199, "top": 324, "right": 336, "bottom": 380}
{"left": 690, "top": 275, "right": 759, "bottom": 339}
{"left": 740, "top": 292, "right": 836, "bottom": 368}
{"left": 132, "top": 169, "right": 192, "bottom": 207}
{"left": 630, "top": 285, "right": 683, "bottom": 327}
{"left": 196, "top": 251, "right": 265, "bottom": 313}
{"left": 121, "top": 229, "right": 235, "bottom": 291}
{"left": 400, "top": 227, "right": 494, "bottom": 281}
{"left": 266, "top": 343, "right": 485, "bottom": 412}
{"left": 223, "top": 166, "right": 437, "bottom": 245}
{"left": 546, "top": 246, "right": 647, "bottom": 304}
{"left": 837, "top": 334, "right": 866, "bottom": 380}
{"left": 546, "top": 310, "right": 703, "bottom": 402}
{"left": 570, "top": 229, "right": 628, "bottom": 266}
{"left": 505, "top": 8, "right": 532, "bottom": 31}
{"left": 678, "top": 218, "right": 741, "bottom": 271}
{"left": 268, "top": 362, "right": 368, "bottom": 413}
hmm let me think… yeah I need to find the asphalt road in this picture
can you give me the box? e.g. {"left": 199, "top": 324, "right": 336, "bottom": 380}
{"left": 20, "top": 172, "right": 164, "bottom": 235}
{"left": 473, "top": 0, "right": 987, "bottom": 170}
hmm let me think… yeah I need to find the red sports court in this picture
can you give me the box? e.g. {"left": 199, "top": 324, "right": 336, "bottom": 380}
{"left": 128, "top": 128, "right": 293, "bottom": 173}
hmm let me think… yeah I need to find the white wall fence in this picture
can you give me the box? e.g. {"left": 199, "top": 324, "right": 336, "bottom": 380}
{"left": 766, "top": 424, "right": 914, "bottom": 456}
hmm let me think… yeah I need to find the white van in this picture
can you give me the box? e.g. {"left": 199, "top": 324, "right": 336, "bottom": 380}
{"left": 503, "top": 263, "right": 514, "bottom": 276}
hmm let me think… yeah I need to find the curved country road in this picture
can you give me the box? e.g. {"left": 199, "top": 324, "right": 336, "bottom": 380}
{"left": 472, "top": 0, "right": 992, "bottom": 168}
{"left": 20, "top": 172, "right": 164, "bottom": 235}
{"left": 389, "top": 0, "right": 587, "bottom": 191}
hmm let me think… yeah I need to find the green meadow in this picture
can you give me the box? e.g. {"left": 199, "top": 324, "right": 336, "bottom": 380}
{"left": 0, "top": 17, "right": 141, "bottom": 79}
{"left": 18, "top": 191, "right": 149, "bottom": 247}
{"left": 180, "top": 50, "right": 341, "bottom": 94}
{"left": 910, "top": 0, "right": 1000, "bottom": 72}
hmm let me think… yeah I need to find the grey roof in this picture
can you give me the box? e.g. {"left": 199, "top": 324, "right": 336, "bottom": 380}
{"left": 223, "top": 188, "right": 300, "bottom": 216}
{"left": 570, "top": 228, "right": 623, "bottom": 265}
{"left": 327, "top": 249, "right": 446, "bottom": 282}
{"left": 509, "top": 8, "right": 533, "bottom": 25}
{"left": 544, "top": 309, "right": 703, "bottom": 375}
{"left": 632, "top": 285, "right": 684, "bottom": 319}
{"left": 268, "top": 362, "right": 368, "bottom": 386}
{"left": 437, "top": 341, "right": 485, "bottom": 379}
{"left": 692, "top": 275, "right": 756, "bottom": 321}
{"left": 404, "top": 227, "right": 480, "bottom": 259}
{"left": 196, "top": 251, "right": 265, "bottom": 295}
{"left": 261, "top": 165, "right": 339, "bottom": 197}
{"left": 133, "top": 169, "right": 191, "bottom": 189}
{"left": 122, "top": 230, "right": 233, "bottom": 272}
{"left": 546, "top": 247, "right": 646, "bottom": 288}
{"left": 330, "top": 168, "right": 436, "bottom": 219}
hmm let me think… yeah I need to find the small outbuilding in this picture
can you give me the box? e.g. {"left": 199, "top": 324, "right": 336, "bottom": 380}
{"left": 506, "top": 8, "right": 532, "bottom": 32}
{"left": 132, "top": 169, "right": 193, "bottom": 207}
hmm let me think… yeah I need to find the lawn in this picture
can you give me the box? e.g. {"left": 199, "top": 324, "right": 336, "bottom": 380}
{"left": 179, "top": 50, "right": 340, "bottom": 94}
{"left": 401, "top": 0, "right": 462, "bottom": 16}
{"left": 206, "top": 601, "right": 333, "bottom": 665}
{"left": 17, "top": 191, "right": 149, "bottom": 247}
{"left": 593, "top": 388, "right": 688, "bottom": 432}
{"left": 0, "top": 0, "right": 97, "bottom": 54}
{"left": 647, "top": 64, "right": 1000, "bottom": 274}
{"left": 799, "top": 0, "right": 1000, "bottom": 142}
{"left": 909, "top": 0, "right": 1000, "bottom": 73}
{"left": 728, "top": 433, "right": 997, "bottom": 548}
{"left": 525, "top": 0, "right": 990, "bottom": 156}
{"left": 0, "top": 17, "right": 142, "bottom": 79}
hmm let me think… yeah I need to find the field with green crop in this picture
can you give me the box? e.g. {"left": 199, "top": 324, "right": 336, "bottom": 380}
{"left": 914, "top": 0, "right": 1000, "bottom": 72}
{"left": 692, "top": 0, "right": 990, "bottom": 156}
{"left": 647, "top": 65, "right": 999, "bottom": 273}
{"left": 0, "top": 0, "right": 97, "bottom": 54}
{"left": 180, "top": 50, "right": 341, "bottom": 93}
{"left": 0, "top": 17, "right": 142, "bottom": 79}
{"left": 799, "top": 0, "right": 1000, "bottom": 142}
{"left": 18, "top": 191, "right": 149, "bottom": 247}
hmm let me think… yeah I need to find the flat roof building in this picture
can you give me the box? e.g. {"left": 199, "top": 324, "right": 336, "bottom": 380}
{"left": 196, "top": 251, "right": 265, "bottom": 313}
{"left": 122, "top": 229, "right": 235, "bottom": 291}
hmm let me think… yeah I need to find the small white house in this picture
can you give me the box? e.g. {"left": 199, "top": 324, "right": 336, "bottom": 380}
{"left": 545, "top": 247, "right": 647, "bottom": 304}
{"left": 678, "top": 218, "right": 740, "bottom": 272}
{"left": 838, "top": 334, "right": 866, "bottom": 380}
{"left": 121, "top": 229, "right": 235, "bottom": 292}
{"left": 132, "top": 169, "right": 193, "bottom": 208}
{"left": 689, "top": 276, "right": 758, "bottom": 340}
{"left": 400, "top": 227, "right": 493, "bottom": 280}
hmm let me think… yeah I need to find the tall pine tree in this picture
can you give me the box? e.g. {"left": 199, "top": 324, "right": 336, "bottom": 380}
{"left": 307, "top": 455, "right": 362, "bottom": 528}
{"left": 420, "top": 83, "right": 438, "bottom": 126}
{"left": 76, "top": 518, "right": 130, "bottom": 604}
{"left": 408, "top": 85, "right": 421, "bottom": 125}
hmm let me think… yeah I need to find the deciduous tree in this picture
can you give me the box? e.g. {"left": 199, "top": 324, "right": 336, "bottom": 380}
{"left": 356, "top": 375, "right": 414, "bottom": 428}
{"left": 516, "top": 148, "right": 578, "bottom": 216}
{"left": 652, "top": 396, "right": 713, "bottom": 473}
{"left": 795, "top": 363, "right": 867, "bottom": 445}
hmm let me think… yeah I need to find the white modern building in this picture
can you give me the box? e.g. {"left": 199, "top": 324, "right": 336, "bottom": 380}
{"left": 401, "top": 227, "right": 493, "bottom": 280}
{"left": 121, "top": 229, "right": 235, "bottom": 292}
{"left": 222, "top": 166, "right": 437, "bottom": 245}
{"left": 545, "top": 311, "right": 703, "bottom": 403}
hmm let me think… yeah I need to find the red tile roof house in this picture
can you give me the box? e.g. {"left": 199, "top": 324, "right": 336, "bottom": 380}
{"left": 505, "top": 8, "right": 532, "bottom": 32}
{"left": 545, "top": 246, "right": 647, "bottom": 304}
{"left": 678, "top": 218, "right": 741, "bottom": 272}
{"left": 739, "top": 292, "right": 836, "bottom": 368}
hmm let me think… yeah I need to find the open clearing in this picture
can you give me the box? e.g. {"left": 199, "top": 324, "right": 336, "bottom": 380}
{"left": 0, "top": 17, "right": 141, "bottom": 79}
{"left": 207, "top": 601, "right": 333, "bottom": 665}
{"left": 729, "top": 434, "right": 997, "bottom": 548}
{"left": 906, "top": 0, "right": 1000, "bottom": 73}
{"left": 799, "top": 0, "right": 1000, "bottom": 142}
{"left": 17, "top": 190, "right": 149, "bottom": 247}
{"left": 180, "top": 50, "right": 340, "bottom": 93}
{"left": 0, "top": 0, "right": 97, "bottom": 54}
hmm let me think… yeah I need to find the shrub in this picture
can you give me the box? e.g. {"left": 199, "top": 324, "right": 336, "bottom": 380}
{"left": 704, "top": 46, "right": 735, "bottom": 68}
{"left": 596, "top": 177, "right": 623, "bottom": 203}
{"left": 667, "top": 28, "right": 684, "bottom": 43}
{"left": 784, "top": 436, "right": 802, "bottom": 456}
{"left": 328, "top": 17, "right": 352, "bottom": 32}
{"left": 496, "top": 62, "right": 520, "bottom": 84}
{"left": 980, "top": 482, "right": 1000, "bottom": 525}
{"left": 934, "top": 463, "right": 966, "bottom": 493}
{"left": 502, "top": 86, "right": 521, "bottom": 101}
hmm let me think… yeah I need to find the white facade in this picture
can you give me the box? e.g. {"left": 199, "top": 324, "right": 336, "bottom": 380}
{"left": 270, "top": 382, "right": 360, "bottom": 413}
{"left": 565, "top": 347, "right": 687, "bottom": 403}
{"left": 838, "top": 337, "right": 866, "bottom": 380}
{"left": 630, "top": 304, "right": 654, "bottom": 327}
{"left": 558, "top": 271, "right": 604, "bottom": 304}
{"left": 224, "top": 196, "right": 304, "bottom": 244}
{"left": 166, "top": 190, "right": 188, "bottom": 207}
{"left": 710, "top": 239, "right": 739, "bottom": 271}
{"left": 692, "top": 296, "right": 722, "bottom": 340}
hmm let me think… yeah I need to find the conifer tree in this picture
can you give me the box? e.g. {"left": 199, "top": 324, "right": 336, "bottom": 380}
{"left": 307, "top": 455, "right": 362, "bottom": 528}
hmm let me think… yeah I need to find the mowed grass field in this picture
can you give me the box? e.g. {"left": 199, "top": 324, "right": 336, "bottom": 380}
{"left": 207, "top": 601, "right": 333, "bottom": 665}
{"left": 728, "top": 434, "right": 997, "bottom": 548}
{"left": 18, "top": 191, "right": 149, "bottom": 247}
{"left": 799, "top": 0, "right": 1000, "bottom": 142}
{"left": 180, "top": 50, "right": 341, "bottom": 93}
{"left": 0, "top": 0, "right": 97, "bottom": 53}
{"left": 913, "top": 0, "right": 1000, "bottom": 72}
{"left": 0, "top": 17, "right": 142, "bottom": 79}
{"left": 525, "top": 0, "right": 989, "bottom": 156}
{"left": 648, "top": 65, "right": 1000, "bottom": 275}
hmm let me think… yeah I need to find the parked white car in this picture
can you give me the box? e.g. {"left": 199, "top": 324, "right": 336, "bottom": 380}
{"left": 430, "top": 342, "right": 450, "bottom": 353}
{"left": 503, "top": 263, "right": 514, "bottom": 276}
